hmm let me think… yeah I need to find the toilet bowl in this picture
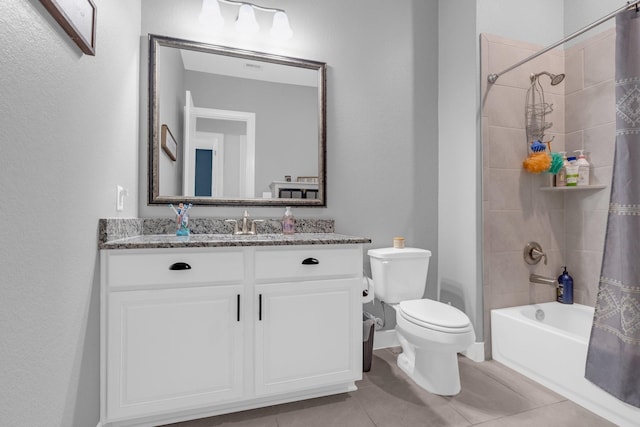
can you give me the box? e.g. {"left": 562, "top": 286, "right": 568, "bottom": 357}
{"left": 368, "top": 247, "right": 475, "bottom": 396}
{"left": 394, "top": 299, "right": 474, "bottom": 395}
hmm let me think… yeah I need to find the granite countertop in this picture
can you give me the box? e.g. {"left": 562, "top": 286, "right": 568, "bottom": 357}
{"left": 99, "top": 218, "right": 371, "bottom": 249}
{"left": 100, "top": 232, "right": 371, "bottom": 250}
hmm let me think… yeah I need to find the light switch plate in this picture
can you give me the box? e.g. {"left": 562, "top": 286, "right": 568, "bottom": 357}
{"left": 116, "top": 185, "right": 126, "bottom": 211}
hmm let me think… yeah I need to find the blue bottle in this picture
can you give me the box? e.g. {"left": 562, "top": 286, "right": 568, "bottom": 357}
{"left": 557, "top": 266, "right": 574, "bottom": 304}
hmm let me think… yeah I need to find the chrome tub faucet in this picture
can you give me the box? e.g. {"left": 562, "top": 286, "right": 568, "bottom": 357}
{"left": 529, "top": 273, "right": 558, "bottom": 287}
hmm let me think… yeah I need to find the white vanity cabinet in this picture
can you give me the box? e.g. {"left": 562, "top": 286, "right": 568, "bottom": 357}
{"left": 100, "top": 243, "right": 363, "bottom": 427}
{"left": 253, "top": 246, "right": 362, "bottom": 396}
{"left": 101, "top": 248, "right": 246, "bottom": 422}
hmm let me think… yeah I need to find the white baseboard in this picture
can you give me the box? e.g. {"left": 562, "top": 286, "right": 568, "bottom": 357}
{"left": 462, "top": 341, "right": 485, "bottom": 362}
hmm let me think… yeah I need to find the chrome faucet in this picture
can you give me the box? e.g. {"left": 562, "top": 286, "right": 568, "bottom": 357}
{"left": 225, "top": 210, "right": 264, "bottom": 235}
{"left": 529, "top": 274, "right": 558, "bottom": 287}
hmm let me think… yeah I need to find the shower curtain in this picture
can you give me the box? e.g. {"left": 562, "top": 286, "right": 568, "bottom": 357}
{"left": 585, "top": 8, "right": 640, "bottom": 408}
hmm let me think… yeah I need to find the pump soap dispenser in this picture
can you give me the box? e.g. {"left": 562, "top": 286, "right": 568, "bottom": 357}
{"left": 574, "top": 150, "right": 590, "bottom": 186}
{"left": 282, "top": 207, "right": 295, "bottom": 235}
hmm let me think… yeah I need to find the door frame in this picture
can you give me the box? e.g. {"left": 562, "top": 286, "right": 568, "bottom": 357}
{"left": 183, "top": 91, "right": 256, "bottom": 197}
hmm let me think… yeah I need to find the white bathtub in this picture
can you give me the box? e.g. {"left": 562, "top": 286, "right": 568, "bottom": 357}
{"left": 492, "top": 302, "right": 640, "bottom": 427}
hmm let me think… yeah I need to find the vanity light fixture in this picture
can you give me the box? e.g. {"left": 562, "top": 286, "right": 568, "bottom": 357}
{"left": 235, "top": 3, "right": 259, "bottom": 35}
{"left": 199, "top": 0, "right": 294, "bottom": 40}
{"left": 198, "top": 0, "right": 225, "bottom": 28}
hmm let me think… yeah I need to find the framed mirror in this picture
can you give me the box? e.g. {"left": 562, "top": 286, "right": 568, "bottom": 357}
{"left": 148, "top": 34, "right": 327, "bottom": 206}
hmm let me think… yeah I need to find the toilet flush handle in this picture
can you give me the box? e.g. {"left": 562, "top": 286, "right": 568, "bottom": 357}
{"left": 380, "top": 260, "right": 390, "bottom": 275}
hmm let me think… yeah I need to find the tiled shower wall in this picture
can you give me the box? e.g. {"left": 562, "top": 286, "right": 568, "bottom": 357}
{"left": 480, "top": 30, "right": 615, "bottom": 359}
{"left": 563, "top": 29, "right": 615, "bottom": 307}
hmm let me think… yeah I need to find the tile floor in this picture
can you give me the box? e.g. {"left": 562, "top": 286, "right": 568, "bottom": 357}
{"left": 165, "top": 347, "right": 615, "bottom": 427}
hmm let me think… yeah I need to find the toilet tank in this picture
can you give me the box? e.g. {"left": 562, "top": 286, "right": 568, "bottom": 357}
{"left": 368, "top": 247, "right": 431, "bottom": 303}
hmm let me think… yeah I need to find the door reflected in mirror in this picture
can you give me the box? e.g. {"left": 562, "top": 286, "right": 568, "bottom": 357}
{"left": 182, "top": 92, "right": 255, "bottom": 199}
{"left": 149, "top": 34, "right": 327, "bottom": 206}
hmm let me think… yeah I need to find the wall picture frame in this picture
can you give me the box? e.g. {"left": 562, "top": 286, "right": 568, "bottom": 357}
{"left": 40, "top": 0, "right": 97, "bottom": 56}
{"left": 161, "top": 124, "right": 178, "bottom": 161}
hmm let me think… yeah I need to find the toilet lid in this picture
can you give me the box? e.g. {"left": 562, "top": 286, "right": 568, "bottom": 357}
{"left": 399, "top": 299, "right": 471, "bottom": 330}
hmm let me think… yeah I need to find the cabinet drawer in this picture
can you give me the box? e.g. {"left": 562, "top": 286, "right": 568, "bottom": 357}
{"left": 255, "top": 246, "right": 361, "bottom": 281}
{"left": 104, "top": 249, "right": 244, "bottom": 289}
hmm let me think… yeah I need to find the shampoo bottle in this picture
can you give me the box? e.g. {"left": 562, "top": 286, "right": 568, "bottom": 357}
{"left": 282, "top": 207, "right": 295, "bottom": 235}
{"left": 565, "top": 157, "right": 579, "bottom": 187}
{"left": 574, "top": 149, "right": 590, "bottom": 186}
{"left": 557, "top": 266, "right": 574, "bottom": 304}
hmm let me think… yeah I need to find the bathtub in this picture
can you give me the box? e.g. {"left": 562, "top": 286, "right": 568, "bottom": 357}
{"left": 492, "top": 302, "right": 640, "bottom": 427}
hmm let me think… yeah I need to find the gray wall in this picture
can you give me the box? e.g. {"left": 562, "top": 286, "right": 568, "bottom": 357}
{"left": 476, "top": 0, "right": 564, "bottom": 46}
{"left": 564, "top": 0, "right": 619, "bottom": 45}
{"left": 159, "top": 44, "right": 186, "bottom": 195}
{"left": 438, "top": 0, "right": 483, "bottom": 344}
{"left": 0, "top": 1, "right": 141, "bottom": 426}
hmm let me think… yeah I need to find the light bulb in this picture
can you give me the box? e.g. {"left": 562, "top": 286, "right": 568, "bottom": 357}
{"left": 199, "top": 0, "right": 224, "bottom": 30}
{"left": 270, "top": 11, "right": 293, "bottom": 40}
{"left": 236, "top": 4, "right": 259, "bottom": 35}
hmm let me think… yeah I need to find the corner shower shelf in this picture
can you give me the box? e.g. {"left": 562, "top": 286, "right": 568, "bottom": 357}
{"left": 540, "top": 185, "right": 606, "bottom": 192}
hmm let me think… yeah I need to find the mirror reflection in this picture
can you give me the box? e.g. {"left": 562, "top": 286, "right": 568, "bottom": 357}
{"left": 149, "top": 34, "right": 326, "bottom": 206}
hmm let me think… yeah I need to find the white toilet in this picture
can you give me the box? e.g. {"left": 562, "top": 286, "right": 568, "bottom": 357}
{"left": 368, "top": 247, "right": 475, "bottom": 396}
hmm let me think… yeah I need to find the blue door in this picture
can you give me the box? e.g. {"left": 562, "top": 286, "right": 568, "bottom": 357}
{"left": 195, "top": 148, "right": 213, "bottom": 197}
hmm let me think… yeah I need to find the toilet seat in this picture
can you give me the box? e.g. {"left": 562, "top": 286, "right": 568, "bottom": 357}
{"left": 399, "top": 299, "right": 472, "bottom": 334}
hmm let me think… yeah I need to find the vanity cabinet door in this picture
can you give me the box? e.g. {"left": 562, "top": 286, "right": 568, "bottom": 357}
{"left": 106, "top": 285, "right": 244, "bottom": 421}
{"left": 254, "top": 278, "right": 361, "bottom": 396}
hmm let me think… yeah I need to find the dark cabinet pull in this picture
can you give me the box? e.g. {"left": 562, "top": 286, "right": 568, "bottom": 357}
{"left": 302, "top": 257, "right": 319, "bottom": 265}
{"left": 259, "top": 294, "right": 262, "bottom": 321}
{"left": 237, "top": 294, "right": 241, "bottom": 322}
{"left": 169, "top": 262, "right": 192, "bottom": 271}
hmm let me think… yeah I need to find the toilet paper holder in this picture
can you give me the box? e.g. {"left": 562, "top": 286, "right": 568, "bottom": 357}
{"left": 362, "top": 276, "right": 375, "bottom": 303}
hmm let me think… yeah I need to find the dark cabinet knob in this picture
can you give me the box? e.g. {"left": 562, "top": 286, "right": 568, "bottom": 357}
{"left": 169, "top": 262, "right": 192, "bottom": 271}
{"left": 302, "top": 258, "right": 319, "bottom": 265}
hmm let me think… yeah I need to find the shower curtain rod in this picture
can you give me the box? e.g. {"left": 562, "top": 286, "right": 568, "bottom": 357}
{"left": 487, "top": 0, "right": 640, "bottom": 84}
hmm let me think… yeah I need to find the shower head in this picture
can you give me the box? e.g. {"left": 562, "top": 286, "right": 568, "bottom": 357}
{"left": 532, "top": 71, "right": 565, "bottom": 86}
{"left": 551, "top": 73, "right": 565, "bottom": 85}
